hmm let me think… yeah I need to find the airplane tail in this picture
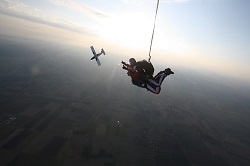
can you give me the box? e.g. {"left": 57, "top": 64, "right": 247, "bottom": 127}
{"left": 101, "top": 48, "right": 106, "bottom": 55}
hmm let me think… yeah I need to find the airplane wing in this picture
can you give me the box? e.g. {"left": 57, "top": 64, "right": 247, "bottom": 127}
{"left": 96, "top": 57, "right": 101, "bottom": 66}
{"left": 90, "top": 46, "right": 96, "bottom": 55}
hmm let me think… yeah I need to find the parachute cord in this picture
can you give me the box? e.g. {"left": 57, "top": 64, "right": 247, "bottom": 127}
{"left": 148, "top": 0, "right": 160, "bottom": 63}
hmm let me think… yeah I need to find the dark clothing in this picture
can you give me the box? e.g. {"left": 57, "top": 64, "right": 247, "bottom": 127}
{"left": 122, "top": 61, "right": 148, "bottom": 88}
{"left": 130, "top": 71, "right": 168, "bottom": 94}
{"left": 131, "top": 74, "right": 146, "bottom": 88}
{"left": 135, "top": 60, "right": 154, "bottom": 77}
{"left": 122, "top": 59, "right": 173, "bottom": 94}
{"left": 145, "top": 72, "right": 167, "bottom": 94}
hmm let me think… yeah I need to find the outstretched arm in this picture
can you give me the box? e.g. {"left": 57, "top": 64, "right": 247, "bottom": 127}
{"left": 122, "top": 65, "right": 128, "bottom": 70}
{"left": 121, "top": 61, "right": 128, "bottom": 66}
{"left": 121, "top": 61, "right": 129, "bottom": 71}
{"left": 121, "top": 61, "right": 137, "bottom": 72}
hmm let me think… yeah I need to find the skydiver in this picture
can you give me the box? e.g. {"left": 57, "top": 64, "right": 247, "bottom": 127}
{"left": 122, "top": 58, "right": 174, "bottom": 94}
{"left": 122, "top": 58, "right": 146, "bottom": 88}
{"left": 122, "top": 58, "right": 154, "bottom": 78}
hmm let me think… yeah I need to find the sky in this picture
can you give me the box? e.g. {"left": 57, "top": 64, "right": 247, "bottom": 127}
{"left": 0, "top": 0, "right": 250, "bottom": 83}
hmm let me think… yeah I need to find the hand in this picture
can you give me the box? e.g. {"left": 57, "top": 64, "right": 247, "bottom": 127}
{"left": 122, "top": 65, "right": 127, "bottom": 70}
{"left": 121, "top": 61, "right": 126, "bottom": 65}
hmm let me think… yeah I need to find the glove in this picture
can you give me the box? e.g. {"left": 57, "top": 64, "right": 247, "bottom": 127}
{"left": 121, "top": 61, "right": 126, "bottom": 65}
{"left": 122, "top": 65, "right": 127, "bottom": 70}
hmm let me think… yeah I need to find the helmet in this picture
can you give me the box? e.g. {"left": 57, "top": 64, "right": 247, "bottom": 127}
{"left": 129, "top": 58, "right": 136, "bottom": 65}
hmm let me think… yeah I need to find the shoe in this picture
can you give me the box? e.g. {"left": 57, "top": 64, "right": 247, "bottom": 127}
{"left": 164, "top": 68, "right": 174, "bottom": 75}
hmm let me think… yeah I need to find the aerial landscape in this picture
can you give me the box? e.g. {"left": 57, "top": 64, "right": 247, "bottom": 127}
{"left": 1, "top": 36, "right": 250, "bottom": 166}
{"left": 1, "top": 0, "right": 250, "bottom": 166}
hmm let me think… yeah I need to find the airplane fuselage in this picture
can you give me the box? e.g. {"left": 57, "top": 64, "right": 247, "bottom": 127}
{"left": 90, "top": 46, "right": 105, "bottom": 66}
{"left": 90, "top": 52, "right": 102, "bottom": 60}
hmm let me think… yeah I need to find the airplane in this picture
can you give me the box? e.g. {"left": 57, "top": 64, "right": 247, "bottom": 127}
{"left": 90, "top": 46, "right": 106, "bottom": 66}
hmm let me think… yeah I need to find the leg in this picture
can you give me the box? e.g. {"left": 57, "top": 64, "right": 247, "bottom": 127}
{"left": 145, "top": 84, "right": 161, "bottom": 94}
{"left": 147, "top": 72, "right": 167, "bottom": 87}
{"left": 148, "top": 68, "right": 174, "bottom": 86}
{"left": 145, "top": 68, "right": 174, "bottom": 94}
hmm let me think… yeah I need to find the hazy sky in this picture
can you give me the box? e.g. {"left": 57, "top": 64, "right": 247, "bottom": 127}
{"left": 0, "top": 0, "right": 250, "bottom": 82}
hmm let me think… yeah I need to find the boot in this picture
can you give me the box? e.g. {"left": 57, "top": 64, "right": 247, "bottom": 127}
{"left": 164, "top": 68, "right": 174, "bottom": 75}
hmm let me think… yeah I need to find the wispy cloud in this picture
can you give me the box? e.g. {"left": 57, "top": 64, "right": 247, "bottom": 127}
{"left": 120, "top": 0, "right": 191, "bottom": 5}
{"left": 0, "top": 0, "right": 86, "bottom": 33}
{"left": 162, "top": 0, "right": 191, "bottom": 3}
{"left": 120, "top": 0, "right": 150, "bottom": 5}
{"left": 120, "top": 0, "right": 191, "bottom": 6}
{"left": 48, "top": 0, "right": 110, "bottom": 18}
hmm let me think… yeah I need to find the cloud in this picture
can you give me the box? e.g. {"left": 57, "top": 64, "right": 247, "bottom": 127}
{"left": 119, "top": 0, "right": 184, "bottom": 7}
{"left": 0, "top": 0, "right": 86, "bottom": 33}
{"left": 120, "top": 0, "right": 191, "bottom": 5}
{"left": 48, "top": 0, "right": 110, "bottom": 18}
{"left": 120, "top": 0, "right": 150, "bottom": 5}
{"left": 162, "top": 0, "right": 191, "bottom": 3}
